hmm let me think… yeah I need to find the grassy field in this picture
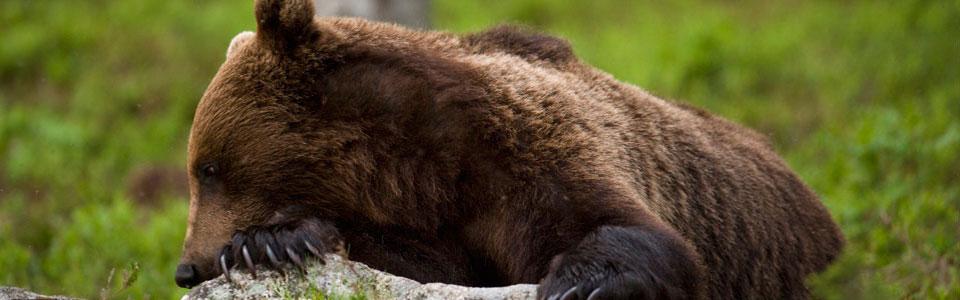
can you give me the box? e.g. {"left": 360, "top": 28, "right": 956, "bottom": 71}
{"left": 1, "top": 0, "right": 958, "bottom": 299}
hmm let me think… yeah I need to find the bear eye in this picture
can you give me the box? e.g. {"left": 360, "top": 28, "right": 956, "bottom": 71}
{"left": 197, "top": 162, "right": 220, "bottom": 184}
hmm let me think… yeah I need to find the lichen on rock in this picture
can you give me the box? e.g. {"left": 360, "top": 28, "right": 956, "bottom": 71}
{"left": 183, "top": 255, "right": 537, "bottom": 300}
{"left": 0, "top": 286, "right": 76, "bottom": 300}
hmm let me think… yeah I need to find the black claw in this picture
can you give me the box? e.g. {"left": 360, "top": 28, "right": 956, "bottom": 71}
{"left": 304, "top": 240, "right": 321, "bottom": 258}
{"left": 286, "top": 246, "right": 305, "bottom": 271}
{"left": 304, "top": 240, "right": 326, "bottom": 264}
{"left": 586, "top": 287, "right": 603, "bottom": 300}
{"left": 220, "top": 253, "right": 232, "bottom": 283}
{"left": 242, "top": 245, "right": 257, "bottom": 278}
{"left": 265, "top": 245, "right": 282, "bottom": 268}
{"left": 547, "top": 293, "right": 560, "bottom": 300}
{"left": 560, "top": 286, "right": 578, "bottom": 300}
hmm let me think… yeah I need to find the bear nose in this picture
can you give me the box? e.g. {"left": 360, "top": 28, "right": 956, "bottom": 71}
{"left": 175, "top": 263, "right": 201, "bottom": 288}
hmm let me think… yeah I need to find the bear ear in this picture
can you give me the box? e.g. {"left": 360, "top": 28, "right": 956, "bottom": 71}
{"left": 226, "top": 31, "right": 255, "bottom": 58}
{"left": 255, "top": 0, "right": 317, "bottom": 51}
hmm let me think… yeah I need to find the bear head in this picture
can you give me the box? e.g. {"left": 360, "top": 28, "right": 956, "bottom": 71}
{"left": 176, "top": 0, "right": 482, "bottom": 286}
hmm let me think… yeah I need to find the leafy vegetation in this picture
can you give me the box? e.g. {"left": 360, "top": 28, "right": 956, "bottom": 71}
{"left": 1, "top": 0, "right": 957, "bottom": 299}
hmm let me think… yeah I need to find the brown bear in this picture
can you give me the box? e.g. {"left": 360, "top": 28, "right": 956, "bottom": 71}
{"left": 174, "top": 0, "right": 845, "bottom": 299}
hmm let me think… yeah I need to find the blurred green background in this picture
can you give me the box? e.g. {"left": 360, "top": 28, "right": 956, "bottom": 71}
{"left": 1, "top": 0, "right": 958, "bottom": 299}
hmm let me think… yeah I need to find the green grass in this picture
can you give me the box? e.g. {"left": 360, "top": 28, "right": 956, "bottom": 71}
{"left": 1, "top": 0, "right": 958, "bottom": 299}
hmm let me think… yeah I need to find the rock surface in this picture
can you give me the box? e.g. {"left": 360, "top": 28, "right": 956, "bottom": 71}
{"left": 184, "top": 255, "right": 538, "bottom": 300}
{"left": 0, "top": 286, "right": 75, "bottom": 300}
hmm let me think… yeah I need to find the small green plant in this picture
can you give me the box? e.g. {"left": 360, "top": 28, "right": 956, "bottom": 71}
{"left": 99, "top": 262, "right": 140, "bottom": 300}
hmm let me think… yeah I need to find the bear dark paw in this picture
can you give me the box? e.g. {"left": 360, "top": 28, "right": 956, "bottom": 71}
{"left": 218, "top": 218, "right": 343, "bottom": 281}
{"left": 539, "top": 259, "right": 676, "bottom": 300}
{"left": 537, "top": 226, "right": 703, "bottom": 300}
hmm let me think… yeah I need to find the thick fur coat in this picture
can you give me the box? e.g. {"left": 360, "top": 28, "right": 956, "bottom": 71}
{"left": 175, "top": 1, "right": 844, "bottom": 299}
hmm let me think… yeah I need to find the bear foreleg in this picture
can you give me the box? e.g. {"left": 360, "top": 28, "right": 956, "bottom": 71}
{"left": 537, "top": 225, "right": 705, "bottom": 300}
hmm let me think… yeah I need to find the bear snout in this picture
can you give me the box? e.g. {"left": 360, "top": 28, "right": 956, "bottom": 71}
{"left": 174, "top": 263, "right": 201, "bottom": 288}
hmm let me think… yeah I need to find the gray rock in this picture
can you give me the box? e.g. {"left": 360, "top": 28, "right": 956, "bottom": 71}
{"left": 0, "top": 286, "right": 75, "bottom": 300}
{"left": 183, "top": 255, "right": 538, "bottom": 300}
{"left": 312, "top": 0, "right": 432, "bottom": 29}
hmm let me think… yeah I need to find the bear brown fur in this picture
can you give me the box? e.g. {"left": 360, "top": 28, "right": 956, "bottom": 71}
{"left": 175, "top": 1, "right": 845, "bottom": 299}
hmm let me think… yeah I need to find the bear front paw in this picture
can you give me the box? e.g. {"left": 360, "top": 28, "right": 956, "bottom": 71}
{"left": 538, "top": 257, "right": 675, "bottom": 300}
{"left": 537, "top": 226, "right": 704, "bottom": 300}
{"left": 217, "top": 218, "right": 344, "bottom": 281}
